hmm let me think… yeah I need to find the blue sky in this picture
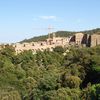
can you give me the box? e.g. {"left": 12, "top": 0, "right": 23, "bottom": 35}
{"left": 0, "top": 0, "right": 100, "bottom": 43}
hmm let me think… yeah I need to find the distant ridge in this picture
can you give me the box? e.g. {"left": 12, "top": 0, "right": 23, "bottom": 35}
{"left": 20, "top": 28, "right": 100, "bottom": 43}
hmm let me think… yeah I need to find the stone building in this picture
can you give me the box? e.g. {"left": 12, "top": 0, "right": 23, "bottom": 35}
{"left": 90, "top": 34, "right": 100, "bottom": 47}
{"left": 6, "top": 32, "right": 100, "bottom": 54}
{"left": 70, "top": 33, "right": 100, "bottom": 47}
{"left": 75, "top": 33, "right": 84, "bottom": 45}
{"left": 13, "top": 33, "right": 69, "bottom": 54}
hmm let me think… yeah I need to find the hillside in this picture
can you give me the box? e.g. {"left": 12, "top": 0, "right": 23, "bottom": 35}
{"left": 20, "top": 28, "right": 100, "bottom": 43}
{"left": 0, "top": 45, "right": 100, "bottom": 99}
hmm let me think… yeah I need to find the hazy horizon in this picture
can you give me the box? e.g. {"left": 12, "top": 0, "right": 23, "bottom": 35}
{"left": 0, "top": 0, "right": 100, "bottom": 43}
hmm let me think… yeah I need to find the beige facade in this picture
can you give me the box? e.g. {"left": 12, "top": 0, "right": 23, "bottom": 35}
{"left": 12, "top": 33, "right": 100, "bottom": 54}
{"left": 75, "top": 33, "right": 84, "bottom": 45}
{"left": 1, "top": 33, "right": 100, "bottom": 54}
{"left": 70, "top": 33, "right": 100, "bottom": 47}
{"left": 13, "top": 36, "right": 69, "bottom": 54}
{"left": 90, "top": 34, "right": 100, "bottom": 47}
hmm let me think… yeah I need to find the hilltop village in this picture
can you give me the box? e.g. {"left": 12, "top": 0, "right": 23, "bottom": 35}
{"left": 10, "top": 32, "right": 100, "bottom": 54}
{"left": 0, "top": 32, "right": 100, "bottom": 54}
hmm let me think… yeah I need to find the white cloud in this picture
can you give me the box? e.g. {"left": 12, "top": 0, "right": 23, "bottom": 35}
{"left": 39, "top": 16, "right": 57, "bottom": 20}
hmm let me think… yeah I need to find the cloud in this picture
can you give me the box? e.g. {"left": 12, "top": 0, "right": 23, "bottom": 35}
{"left": 39, "top": 16, "right": 57, "bottom": 20}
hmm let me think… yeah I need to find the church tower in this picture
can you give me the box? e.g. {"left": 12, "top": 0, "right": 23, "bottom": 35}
{"left": 53, "top": 32, "right": 56, "bottom": 38}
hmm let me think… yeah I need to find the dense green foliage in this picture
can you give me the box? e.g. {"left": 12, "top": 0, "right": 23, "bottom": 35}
{"left": 21, "top": 28, "right": 100, "bottom": 43}
{"left": 0, "top": 45, "right": 100, "bottom": 100}
{"left": 0, "top": 88, "right": 21, "bottom": 100}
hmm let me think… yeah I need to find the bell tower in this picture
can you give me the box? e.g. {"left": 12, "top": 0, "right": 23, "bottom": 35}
{"left": 48, "top": 25, "right": 54, "bottom": 39}
{"left": 53, "top": 32, "right": 56, "bottom": 38}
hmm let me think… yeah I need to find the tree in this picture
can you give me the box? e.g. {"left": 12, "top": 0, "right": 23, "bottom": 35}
{"left": 63, "top": 75, "right": 82, "bottom": 89}
{"left": 53, "top": 46, "right": 65, "bottom": 54}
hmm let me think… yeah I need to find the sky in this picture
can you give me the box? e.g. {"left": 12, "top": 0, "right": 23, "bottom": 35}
{"left": 0, "top": 0, "right": 100, "bottom": 43}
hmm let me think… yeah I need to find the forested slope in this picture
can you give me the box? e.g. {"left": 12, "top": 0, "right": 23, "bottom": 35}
{"left": 0, "top": 45, "right": 100, "bottom": 100}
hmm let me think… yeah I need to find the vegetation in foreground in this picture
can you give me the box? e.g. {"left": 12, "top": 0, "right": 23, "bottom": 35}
{"left": 0, "top": 45, "right": 100, "bottom": 100}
